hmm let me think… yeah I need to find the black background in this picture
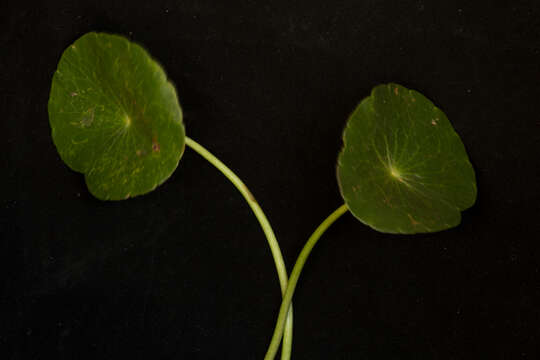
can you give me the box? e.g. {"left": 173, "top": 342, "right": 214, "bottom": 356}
{"left": 2, "top": 0, "right": 540, "bottom": 359}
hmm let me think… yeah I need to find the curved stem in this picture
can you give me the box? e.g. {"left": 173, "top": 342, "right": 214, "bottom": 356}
{"left": 264, "top": 204, "right": 349, "bottom": 360}
{"left": 184, "top": 137, "right": 293, "bottom": 360}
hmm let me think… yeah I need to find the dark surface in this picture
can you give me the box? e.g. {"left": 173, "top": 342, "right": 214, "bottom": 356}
{"left": 2, "top": 1, "right": 539, "bottom": 359}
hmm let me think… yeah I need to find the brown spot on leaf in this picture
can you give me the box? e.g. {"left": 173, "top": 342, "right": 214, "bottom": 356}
{"left": 394, "top": 86, "right": 399, "bottom": 95}
{"left": 408, "top": 213, "right": 420, "bottom": 226}
{"left": 70, "top": 92, "right": 78, "bottom": 97}
{"left": 80, "top": 108, "right": 94, "bottom": 127}
{"left": 431, "top": 118, "right": 439, "bottom": 126}
{"left": 152, "top": 136, "right": 160, "bottom": 152}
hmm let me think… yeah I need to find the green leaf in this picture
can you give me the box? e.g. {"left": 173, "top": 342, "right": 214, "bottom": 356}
{"left": 337, "top": 83, "right": 477, "bottom": 234}
{"left": 48, "top": 32, "right": 185, "bottom": 200}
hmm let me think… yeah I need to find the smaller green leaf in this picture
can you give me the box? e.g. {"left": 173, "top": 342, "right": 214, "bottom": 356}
{"left": 337, "top": 83, "right": 477, "bottom": 234}
{"left": 48, "top": 32, "right": 185, "bottom": 200}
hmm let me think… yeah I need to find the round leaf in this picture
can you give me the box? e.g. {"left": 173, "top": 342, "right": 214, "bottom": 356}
{"left": 48, "top": 32, "right": 185, "bottom": 200}
{"left": 337, "top": 83, "right": 477, "bottom": 234}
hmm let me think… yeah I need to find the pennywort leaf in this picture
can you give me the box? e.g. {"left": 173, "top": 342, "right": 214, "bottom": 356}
{"left": 337, "top": 83, "right": 477, "bottom": 234}
{"left": 48, "top": 32, "right": 185, "bottom": 200}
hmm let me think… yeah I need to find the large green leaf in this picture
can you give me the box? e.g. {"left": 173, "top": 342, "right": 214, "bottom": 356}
{"left": 337, "top": 83, "right": 477, "bottom": 234}
{"left": 48, "top": 32, "right": 185, "bottom": 200}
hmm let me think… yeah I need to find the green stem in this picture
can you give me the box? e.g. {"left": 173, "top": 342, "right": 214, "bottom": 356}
{"left": 264, "top": 204, "right": 349, "bottom": 360}
{"left": 184, "top": 137, "right": 293, "bottom": 360}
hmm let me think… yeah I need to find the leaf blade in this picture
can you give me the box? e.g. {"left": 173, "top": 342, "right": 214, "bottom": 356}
{"left": 337, "top": 83, "right": 476, "bottom": 234}
{"left": 48, "top": 32, "right": 185, "bottom": 200}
